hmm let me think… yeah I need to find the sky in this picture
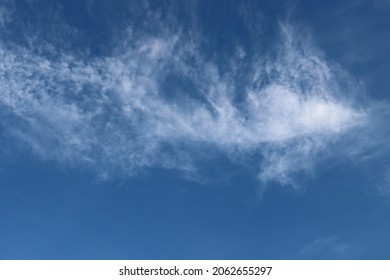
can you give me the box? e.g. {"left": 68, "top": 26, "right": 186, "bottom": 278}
{"left": 0, "top": 0, "right": 390, "bottom": 259}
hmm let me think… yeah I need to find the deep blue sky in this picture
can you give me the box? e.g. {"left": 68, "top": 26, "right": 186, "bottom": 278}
{"left": 1, "top": 0, "right": 390, "bottom": 259}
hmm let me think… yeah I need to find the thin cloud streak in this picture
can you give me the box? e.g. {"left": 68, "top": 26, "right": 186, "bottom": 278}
{"left": 299, "top": 237, "right": 350, "bottom": 257}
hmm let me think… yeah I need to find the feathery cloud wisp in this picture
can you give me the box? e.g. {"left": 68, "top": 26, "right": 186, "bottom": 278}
{"left": 0, "top": 6, "right": 368, "bottom": 188}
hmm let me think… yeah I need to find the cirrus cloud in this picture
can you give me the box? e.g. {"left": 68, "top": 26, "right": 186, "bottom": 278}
{"left": 0, "top": 3, "right": 370, "bottom": 189}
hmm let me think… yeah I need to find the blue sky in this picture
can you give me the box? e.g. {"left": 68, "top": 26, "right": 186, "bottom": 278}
{"left": 0, "top": 0, "right": 390, "bottom": 259}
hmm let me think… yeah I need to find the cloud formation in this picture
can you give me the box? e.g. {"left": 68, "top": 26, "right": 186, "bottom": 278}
{"left": 299, "top": 236, "right": 349, "bottom": 257}
{"left": 0, "top": 3, "right": 369, "bottom": 188}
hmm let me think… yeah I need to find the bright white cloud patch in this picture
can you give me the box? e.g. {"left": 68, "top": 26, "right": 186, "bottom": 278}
{"left": 0, "top": 7, "right": 367, "bottom": 187}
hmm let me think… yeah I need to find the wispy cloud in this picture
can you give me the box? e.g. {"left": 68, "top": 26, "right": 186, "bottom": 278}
{"left": 376, "top": 167, "right": 390, "bottom": 196}
{"left": 299, "top": 236, "right": 350, "bottom": 257}
{"left": 0, "top": 2, "right": 377, "bottom": 189}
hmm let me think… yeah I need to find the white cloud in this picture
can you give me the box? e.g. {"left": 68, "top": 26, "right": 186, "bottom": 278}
{"left": 375, "top": 166, "right": 390, "bottom": 196}
{"left": 0, "top": 7, "right": 369, "bottom": 188}
{"left": 299, "top": 236, "right": 350, "bottom": 257}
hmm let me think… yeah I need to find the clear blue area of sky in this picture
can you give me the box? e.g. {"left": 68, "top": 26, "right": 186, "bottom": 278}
{"left": 0, "top": 0, "right": 390, "bottom": 259}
